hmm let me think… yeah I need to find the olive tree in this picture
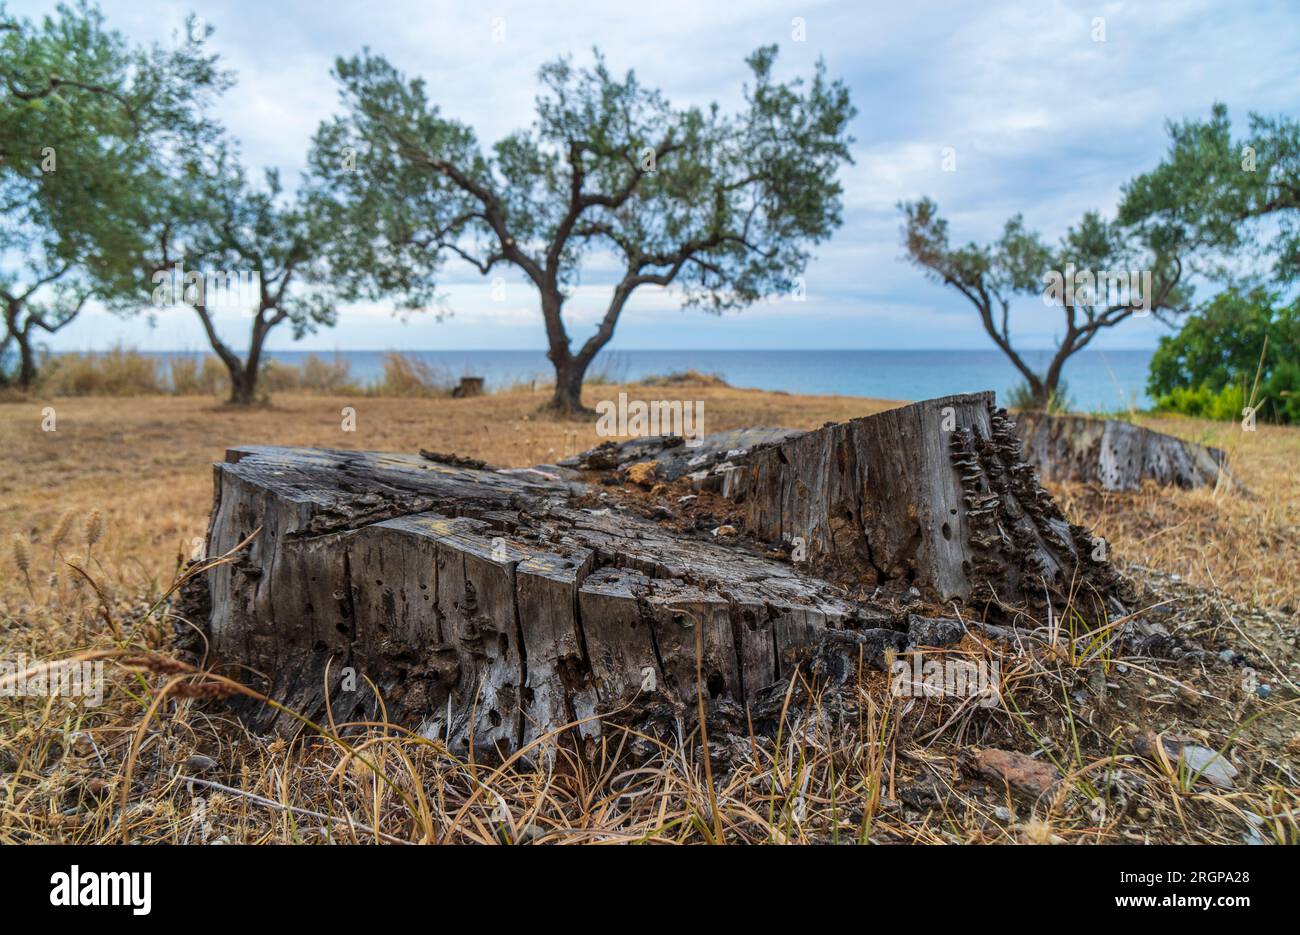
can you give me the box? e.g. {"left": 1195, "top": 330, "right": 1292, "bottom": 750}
{"left": 124, "top": 136, "right": 340, "bottom": 405}
{"left": 899, "top": 198, "right": 1190, "bottom": 409}
{"left": 1120, "top": 102, "right": 1300, "bottom": 283}
{"left": 0, "top": 2, "right": 224, "bottom": 388}
{"left": 309, "top": 45, "right": 854, "bottom": 414}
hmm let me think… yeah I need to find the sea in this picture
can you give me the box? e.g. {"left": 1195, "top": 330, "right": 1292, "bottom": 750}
{"left": 144, "top": 348, "right": 1155, "bottom": 411}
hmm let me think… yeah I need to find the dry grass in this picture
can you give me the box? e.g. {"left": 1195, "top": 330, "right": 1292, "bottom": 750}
{"left": 38, "top": 346, "right": 168, "bottom": 396}
{"left": 1, "top": 388, "right": 1297, "bottom": 844}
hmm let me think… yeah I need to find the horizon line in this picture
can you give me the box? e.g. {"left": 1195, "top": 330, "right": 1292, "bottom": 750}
{"left": 53, "top": 346, "right": 1159, "bottom": 354}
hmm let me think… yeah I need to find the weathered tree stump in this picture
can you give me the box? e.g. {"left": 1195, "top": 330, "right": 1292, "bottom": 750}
{"left": 184, "top": 393, "right": 1128, "bottom": 752}
{"left": 1014, "top": 411, "right": 1234, "bottom": 492}
{"left": 713, "top": 393, "right": 1127, "bottom": 610}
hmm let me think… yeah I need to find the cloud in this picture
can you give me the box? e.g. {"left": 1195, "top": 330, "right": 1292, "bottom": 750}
{"left": 13, "top": 0, "right": 1298, "bottom": 354}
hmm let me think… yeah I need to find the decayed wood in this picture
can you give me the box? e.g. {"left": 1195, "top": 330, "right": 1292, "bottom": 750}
{"left": 560, "top": 426, "right": 802, "bottom": 481}
{"left": 194, "top": 444, "right": 875, "bottom": 748}
{"left": 187, "top": 393, "right": 1129, "bottom": 751}
{"left": 719, "top": 392, "right": 1128, "bottom": 612}
{"left": 1014, "top": 411, "right": 1234, "bottom": 492}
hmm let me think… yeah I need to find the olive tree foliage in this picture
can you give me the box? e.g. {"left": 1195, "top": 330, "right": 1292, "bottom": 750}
{"left": 308, "top": 45, "right": 855, "bottom": 413}
{"left": 899, "top": 199, "right": 1191, "bottom": 409}
{"left": 116, "top": 131, "right": 341, "bottom": 405}
{"left": 1120, "top": 102, "right": 1300, "bottom": 284}
{"left": 0, "top": 2, "right": 224, "bottom": 388}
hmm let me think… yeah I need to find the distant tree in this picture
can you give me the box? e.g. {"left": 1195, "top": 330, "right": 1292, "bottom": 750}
{"left": 1148, "top": 287, "right": 1291, "bottom": 395}
{"left": 1120, "top": 103, "right": 1300, "bottom": 284}
{"left": 899, "top": 198, "right": 1190, "bottom": 409}
{"left": 122, "top": 136, "right": 341, "bottom": 405}
{"left": 0, "top": 3, "right": 225, "bottom": 389}
{"left": 308, "top": 45, "right": 855, "bottom": 414}
{"left": 1148, "top": 287, "right": 1300, "bottom": 424}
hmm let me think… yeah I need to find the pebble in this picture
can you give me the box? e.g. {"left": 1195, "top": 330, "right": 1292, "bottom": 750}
{"left": 184, "top": 754, "right": 218, "bottom": 773}
{"left": 1257, "top": 683, "right": 1272, "bottom": 699}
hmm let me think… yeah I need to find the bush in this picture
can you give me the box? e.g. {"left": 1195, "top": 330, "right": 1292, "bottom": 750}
{"left": 41, "top": 347, "right": 165, "bottom": 396}
{"left": 1149, "top": 287, "right": 1299, "bottom": 423}
{"left": 1155, "top": 383, "right": 1245, "bottom": 421}
{"left": 371, "top": 352, "right": 452, "bottom": 397}
{"left": 254, "top": 355, "right": 361, "bottom": 395}
{"left": 169, "top": 355, "right": 229, "bottom": 395}
{"left": 296, "top": 354, "right": 360, "bottom": 394}
{"left": 639, "top": 369, "right": 730, "bottom": 388}
{"left": 1262, "top": 359, "right": 1300, "bottom": 424}
{"left": 1006, "top": 379, "right": 1073, "bottom": 414}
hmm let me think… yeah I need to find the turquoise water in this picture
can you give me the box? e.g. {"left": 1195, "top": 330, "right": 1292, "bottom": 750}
{"left": 146, "top": 348, "right": 1155, "bottom": 411}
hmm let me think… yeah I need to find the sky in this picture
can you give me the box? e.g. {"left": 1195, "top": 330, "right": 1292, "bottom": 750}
{"left": 16, "top": 0, "right": 1300, "bottom": 354}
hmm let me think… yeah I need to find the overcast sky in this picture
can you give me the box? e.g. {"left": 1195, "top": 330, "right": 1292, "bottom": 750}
{"left": 19, "top": 0, "right": 1300, "bottom": 353}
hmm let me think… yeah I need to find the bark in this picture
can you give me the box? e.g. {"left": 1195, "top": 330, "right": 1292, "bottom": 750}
{"left": 1014, "top": 411, "right": 1236, "bottom": 492}
{"left": 193, "top": 303, "right": 273, "bottom": 406}
{"left": 546, "top": 355, "right": 589, "bottom": 417}
{"left": 185, "top": 393, "right": 1130, "bottom": 751}
{"left": 191, "top": 444, "right": 873, "bottom": 748}
{"left": 718, "top": 392, "right": 1128, "bottom": 613}
{"left": 3, "top": 300, "right": 41, "bottom": 390}
{"left": 16, "top": 322, "right": 37, "bottom": 390}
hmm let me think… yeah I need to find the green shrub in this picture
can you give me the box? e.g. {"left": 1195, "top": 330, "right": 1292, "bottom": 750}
{"left": 1155, "top": 382, "right": 1245, "bottom": 421}
{"left": 1149, "top": 287, "right": 1299, "bottom": 423}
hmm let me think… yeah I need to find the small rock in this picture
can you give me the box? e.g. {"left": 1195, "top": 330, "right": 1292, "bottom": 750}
{"left": 964, "top": 748, "right": 1060, "bottom": 799}
{"left": 1177, "top": 685, "right": 1201, "bottom": 708}
{"left": 1257, "top": 683, "right": 1272, "bottom": 699}
{"left": 184, "top": 754, "right": 218, "bottom": 773}
{"left": 1131, "top": 732, "right": 1238, "bottom": 789}
{"left": 994, "top": 805, "right": 1014, "bottom": 822}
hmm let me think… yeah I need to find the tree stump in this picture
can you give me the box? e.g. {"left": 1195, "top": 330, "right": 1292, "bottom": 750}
{"left": 183, "top": 393, "right": 1128, "bottom": 752}
{"left": 451, "top": 376, "right": 485, "bottom": 398}
{"left": 714, "top": 392, "right": 1127, "bottom": 610}
{"left": 1014, "top": 411, "right": 1234, "bottom": 492}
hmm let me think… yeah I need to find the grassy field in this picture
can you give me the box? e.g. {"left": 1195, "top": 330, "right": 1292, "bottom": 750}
{"left": 1, "top": 385, "right": 1298, "bottom": 843}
